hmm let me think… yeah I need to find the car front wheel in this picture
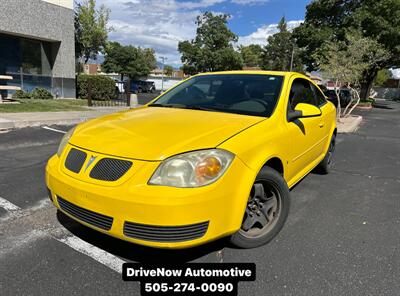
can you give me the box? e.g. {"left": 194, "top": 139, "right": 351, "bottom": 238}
{"left": 230, "top": 167, "right": 290, "bottom": 249}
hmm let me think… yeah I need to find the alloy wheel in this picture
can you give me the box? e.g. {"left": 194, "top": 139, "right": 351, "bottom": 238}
{"left": 327, "top": 136, "right": 336, "bottom": 165}
{"left": 240, "top": 181, "right": 281, "bottom": 238}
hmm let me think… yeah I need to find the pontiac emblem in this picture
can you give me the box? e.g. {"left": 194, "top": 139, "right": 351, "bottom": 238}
{"left": 85, "top": 155, "right": 97, "bottom": 172}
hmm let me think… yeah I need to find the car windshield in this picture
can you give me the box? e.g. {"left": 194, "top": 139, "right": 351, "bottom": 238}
{"left": 149, "top": 74, "right": 284, "bottom": 117}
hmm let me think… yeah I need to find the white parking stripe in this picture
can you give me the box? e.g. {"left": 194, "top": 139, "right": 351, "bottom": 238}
{"left": 42, "top": 126, "right": 67, "bottom": 134}
{"left": 0, "top": 197, "right": 21, "bottom": 212}
{"left": 56, "top": 235, "right": 125, "bottom": 273}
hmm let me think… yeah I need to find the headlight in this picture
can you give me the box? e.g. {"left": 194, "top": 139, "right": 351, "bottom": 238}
{"left": 149, "top": 149, "right": 234, "bottom": 188}
{"left": 57, "top": 127, "right": 76, "bottom": 157}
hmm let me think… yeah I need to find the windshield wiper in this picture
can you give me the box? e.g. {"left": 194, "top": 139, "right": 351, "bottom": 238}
{"left": 184, "top": 105, "right": 219, "bottom": 112}
{"left": 148, "top": 103, "right": 217, "bottom": 112}
{"left": 148, "top": 103, "right": 185, "bottom": 108}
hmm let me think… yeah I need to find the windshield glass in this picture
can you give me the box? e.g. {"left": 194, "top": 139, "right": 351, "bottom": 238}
{"left": 149, "top": 74, "right": 284, "bottom": 117}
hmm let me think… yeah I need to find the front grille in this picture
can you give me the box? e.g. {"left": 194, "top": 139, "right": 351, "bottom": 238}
{"left": 65, "top": 148, "right": 87, "bottom": 173}
{"left": 89, "top": 158, "right": 132, "bottom": 181}
{"left": 123, "top": 221, "right": 209, "bottom": 242}
{"left": 57, "top": 196, "right": 113, "bottom": 231}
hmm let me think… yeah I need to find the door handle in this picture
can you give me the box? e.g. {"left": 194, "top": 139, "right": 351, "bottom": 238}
{"left": 319, "top": 123, "right": 324, "bottom": 128}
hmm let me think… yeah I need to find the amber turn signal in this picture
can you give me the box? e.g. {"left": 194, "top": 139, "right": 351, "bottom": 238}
{"left": 195, "top": 156, "right": 222, "bottom": 181}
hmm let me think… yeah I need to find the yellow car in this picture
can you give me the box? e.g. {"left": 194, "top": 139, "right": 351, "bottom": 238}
{"left": 46, "top": 71, "right": 336, "bottom": 249}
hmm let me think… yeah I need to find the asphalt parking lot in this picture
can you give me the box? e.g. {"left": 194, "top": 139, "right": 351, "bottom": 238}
{"left": 0, "top": 101, "right": 399, "bottom": 296}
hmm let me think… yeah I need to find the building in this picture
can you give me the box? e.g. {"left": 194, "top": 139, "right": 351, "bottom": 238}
{"left": 0, "top": 0, "right": 75, "bottom": 98}
{"left": 242, "top": 66, "right": 262, "bottom": 71}
{"left": 84, "top": 64, "right": 102, "bottom": 75}
{"left": 150, "top": 68, "right": 186, "bottom": 79}
{"left": 308, "top": 74, "right": 323, "bottom": 86}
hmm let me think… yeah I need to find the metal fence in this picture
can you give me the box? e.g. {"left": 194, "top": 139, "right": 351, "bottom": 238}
{"left": 86, "top": 80, "right": 131, "bottom": 107}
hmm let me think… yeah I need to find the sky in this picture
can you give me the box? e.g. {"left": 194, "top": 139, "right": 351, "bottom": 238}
{"left": 96, "top": 0, "right": 310, "bottom": 67}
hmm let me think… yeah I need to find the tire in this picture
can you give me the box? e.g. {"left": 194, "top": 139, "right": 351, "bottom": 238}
{"left": 316, "top": 133, "right": 336, "bottom": 174}
{"left": 230, "top": 167, "right": 290, "bottom": 249}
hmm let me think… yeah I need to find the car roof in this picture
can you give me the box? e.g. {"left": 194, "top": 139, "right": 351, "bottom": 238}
{"left": 195, "top": 70, "right": 305, "bottom": 79}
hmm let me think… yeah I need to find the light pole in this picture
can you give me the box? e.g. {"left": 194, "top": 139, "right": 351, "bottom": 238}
{"left": 160, "top": 56, "right": 167, "bottom": 92}
{"left": 289, "top": 45, "right": 294, "bottom": 72}
{"left": 289, "top": 37, "right": 298, "bottom": 72}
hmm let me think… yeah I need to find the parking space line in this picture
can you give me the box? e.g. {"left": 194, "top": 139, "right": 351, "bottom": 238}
{"left": 56, "top": 235, "right": 125, "bottom": 273}
{"left": 42, "top": 126, "right": 67, "bottom": 134}
{"left": 0, "top": 197, "right": 21, "bottom": 212}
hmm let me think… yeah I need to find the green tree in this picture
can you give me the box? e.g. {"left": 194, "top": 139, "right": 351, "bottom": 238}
{"left": 294, "top": 0, "right": 400, "bottom": 100}
{"left": 75, "top": 0, "right": 111, "bottom": 64}
{"left": 239, "top": 44, "right": 263, "bottom": 68}
{"left": 374, "top": 69, "right": 392, "bottom": 87}
{"left": 101, "top": 42, "right": 127, "bottom": 80}
{"left": 178, "top": 12, "right": 243, "bottom": 74}
{"left": 261, "top": 17, "right": 302, "bottom": 71}
{"left": 314, "top": 31, "right": 389, "bottom": 118}
{"left": 102, "top": 42, "right": 157, "bottom": 80}
{"left": 142, "top": 48, "right": 157, "bottom": 72}
{"left": 164, "top": 65, "right": 174, "bottom": 76}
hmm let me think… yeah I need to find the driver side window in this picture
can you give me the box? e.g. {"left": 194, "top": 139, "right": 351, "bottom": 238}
{"left": 288, "top": 78, "right": 318, "bottom": 110}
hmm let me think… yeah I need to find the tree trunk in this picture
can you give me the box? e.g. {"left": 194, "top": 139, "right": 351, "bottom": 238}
{"left": 345, "top": 86, "right": 361, "bottom": 117}
{"left": 334, "top": 79, "right": 341, "bottom": 121}
{"left": 360, "top": 70, "right": 378, "bottom": 101}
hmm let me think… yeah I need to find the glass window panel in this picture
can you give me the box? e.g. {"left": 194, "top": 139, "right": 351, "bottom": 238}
{"left": 21, "top": 39, "right": 42, "bottom": 75}
{"left": 0, "top": 34, "right": 21, "bottom": 74}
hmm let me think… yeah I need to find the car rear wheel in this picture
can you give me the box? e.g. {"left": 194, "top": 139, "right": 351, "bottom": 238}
{"left": 230, "top": 167, "right": 290, "bottom": 249}
{"left": 316, "top": 133, "right": 336, "bottom": 174}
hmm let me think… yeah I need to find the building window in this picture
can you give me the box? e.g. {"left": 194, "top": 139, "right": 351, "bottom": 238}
{"left": 0, "top": 33, "right": 54, "bottom": 92}
{"left": 0, "top": 33, "right": 53, "bottom": 76}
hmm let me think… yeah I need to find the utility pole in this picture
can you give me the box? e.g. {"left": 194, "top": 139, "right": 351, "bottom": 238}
{"left": 290, "top": 37, "right": 297, "bottom": 72}
{"left": 160, "top": 56, "right": 167, "bottom": 92}
{"left": 289, "top": 45, "right": 294, "bottom": 72}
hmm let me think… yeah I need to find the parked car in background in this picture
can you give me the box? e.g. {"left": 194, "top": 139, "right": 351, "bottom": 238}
{"left": 115, "top": 80, "right": 125, "bottom": 94}
{"left": 133, "top": 80, "right": 156, "bottom": 93}
{"left": 324, "top": 88, "right": 352, "bottom": 107}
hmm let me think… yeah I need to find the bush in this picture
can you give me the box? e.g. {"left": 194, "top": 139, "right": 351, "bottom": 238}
{"left": 77, "top": 74, "right": 116, "bottom": 101}
{"left": 12, "top": 90, "right": 32, "bottom": 99}
{"left": 31, "top": 88, "right": 53, "bottom": 100}
{"left": 360, "top": 97, "right": 375, "bottom": 103}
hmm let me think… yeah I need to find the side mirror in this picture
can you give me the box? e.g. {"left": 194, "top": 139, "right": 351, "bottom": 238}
{"left": 288, "top": 103, "right": 322, "bottom": 122}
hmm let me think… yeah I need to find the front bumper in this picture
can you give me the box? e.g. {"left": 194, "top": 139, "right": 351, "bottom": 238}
{"left": 46, "top": 147, "right": 256, "bottom": 249}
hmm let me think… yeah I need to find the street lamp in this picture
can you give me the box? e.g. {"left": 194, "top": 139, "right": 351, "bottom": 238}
{"left": 290, "top": 45, "right": 294, "bottom": 72}
{"left": 290, "top": 37, "right": 297, "bottom": 72}
{"left": 160, "top": 56, "right": 167, "bottom": 92}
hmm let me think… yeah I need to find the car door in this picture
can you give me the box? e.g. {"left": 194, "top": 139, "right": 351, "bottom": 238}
{"left": 310, "top": 83, "right": 331, "bottom": 147}
{"left": 285, "top": 78, "right": 326, "bottom": 182}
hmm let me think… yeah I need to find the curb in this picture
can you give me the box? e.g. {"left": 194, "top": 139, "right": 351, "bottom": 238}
{"left": 0, "top": 118, "right": 90, "bottom": 130}
{"left": 355, "top": 105, "right": 373, "bottom": 110}
{"left": 0, "top": 106, "right": 139, "bottom": 130}
{"left": 0, "top": 119, "right": 14, "bottom": 129}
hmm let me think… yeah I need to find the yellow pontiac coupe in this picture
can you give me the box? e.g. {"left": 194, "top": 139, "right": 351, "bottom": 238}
{"left": 46, "top": 71, "right": 336, "bottom": 249}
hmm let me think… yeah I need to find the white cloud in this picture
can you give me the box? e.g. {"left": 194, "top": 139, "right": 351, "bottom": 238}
{"left": 97, "top": 0, "right": 302, "bottom": 66}
{"left": 391, "top": 69, "right": 400, "bottom": 79}
{"left": 179, "top": 0, "right": 226, "bottom": 9}
{"left": 237, "top": 20, "right": 303, "bottom": 47}
{"left": 98, "top": 0, "right": 204, "bottom": 64}
{"left": 231, "top": 0, "right": 269, "bottom": 5}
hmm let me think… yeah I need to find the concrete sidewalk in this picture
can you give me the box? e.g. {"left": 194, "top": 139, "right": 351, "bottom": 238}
{"left": 337, "top": 115, "right": 363, "bottom": 133}
{"left": 0, "top": 107, "right": 130, "bottom": 129}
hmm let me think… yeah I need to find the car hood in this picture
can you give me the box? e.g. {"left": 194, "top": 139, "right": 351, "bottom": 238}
{"left": 70, "top": 106, "right": 265, "bottom": 161}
